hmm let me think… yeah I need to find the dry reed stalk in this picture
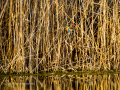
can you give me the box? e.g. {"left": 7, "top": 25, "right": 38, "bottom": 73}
{"left": 8, "top": 0, "right": 13, "bottom": 72}
{"left": 0, "top": 0, "right": 9, "bottom": 19}
{"left": 103, "top": 0, "right": 107, "bottom": 70}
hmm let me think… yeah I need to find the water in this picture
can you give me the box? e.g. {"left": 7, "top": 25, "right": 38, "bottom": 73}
{"left": 0, "top": 72, "right": 120, "bottom": 90}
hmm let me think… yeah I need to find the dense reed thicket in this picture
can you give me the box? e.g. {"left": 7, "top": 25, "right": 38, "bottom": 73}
{"left": 0, "top": 0, "right": 120, "bottom": 73}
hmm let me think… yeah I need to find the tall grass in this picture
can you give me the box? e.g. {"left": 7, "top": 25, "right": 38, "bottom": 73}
{"left": 0, "top": 0, "right": 120, "bottom": 73}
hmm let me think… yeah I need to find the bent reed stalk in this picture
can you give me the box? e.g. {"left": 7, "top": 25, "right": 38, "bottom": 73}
{"left": 0, "top": 0, "right": 120, "bottom": 74}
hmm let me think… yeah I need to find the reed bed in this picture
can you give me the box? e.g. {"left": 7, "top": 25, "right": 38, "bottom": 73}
{"left": 0, "top": 0, "right": 120, "bottom": 73}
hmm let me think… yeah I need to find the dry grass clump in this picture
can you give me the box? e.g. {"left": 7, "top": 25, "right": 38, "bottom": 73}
{"left": 0, "top": 0, "right": 120, "bottom": 73}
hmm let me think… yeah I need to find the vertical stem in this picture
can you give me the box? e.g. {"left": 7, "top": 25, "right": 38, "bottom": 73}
{"left": 103, "top": 0, "right": 106, "bottom": 69}
{"left": 29, "top": 0, "right": 32, "bottom": 73}
{"left": 9, "top": 0, "right": 12, "bottom": 72}
{"left": 20, "top": 0, "right": 24, "bottom": 72}
{"left": 56, "top": 0, "right": 59, "bottom": 70}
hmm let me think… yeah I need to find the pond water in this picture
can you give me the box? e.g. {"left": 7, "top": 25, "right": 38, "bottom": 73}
{"left": 0, "top": 72, "right": 120, "bottom": 90}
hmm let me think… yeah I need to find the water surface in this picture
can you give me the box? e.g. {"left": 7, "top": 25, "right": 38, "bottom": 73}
{"left": 0, "top": 72, "right": 120, "bottom": 90}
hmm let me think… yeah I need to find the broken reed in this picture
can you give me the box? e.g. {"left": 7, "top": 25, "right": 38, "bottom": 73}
{"left": 0, "top": 0, "right": 120, "bottom": 73}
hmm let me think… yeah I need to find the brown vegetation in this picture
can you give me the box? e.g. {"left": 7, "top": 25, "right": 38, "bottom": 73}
{"left": 0, "top": 0, "right": 120, "bottom": 73}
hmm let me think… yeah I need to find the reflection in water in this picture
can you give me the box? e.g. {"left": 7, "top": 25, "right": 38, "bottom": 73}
{"left": 0, "top": 73, "right": 120, "bottom": 90}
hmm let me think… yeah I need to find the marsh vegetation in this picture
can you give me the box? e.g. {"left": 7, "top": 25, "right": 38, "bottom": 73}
{"left": 0, "top": 0, "right": 120, "bottom": 74}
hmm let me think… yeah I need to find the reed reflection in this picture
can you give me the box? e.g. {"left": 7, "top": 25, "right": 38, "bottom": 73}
{"left": 0, "top": 74, "right": 120, "bottom": 90}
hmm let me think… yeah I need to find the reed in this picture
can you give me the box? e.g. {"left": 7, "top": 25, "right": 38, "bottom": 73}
{"left": 0, "top": 0, "right": 120, "bottom": 74}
